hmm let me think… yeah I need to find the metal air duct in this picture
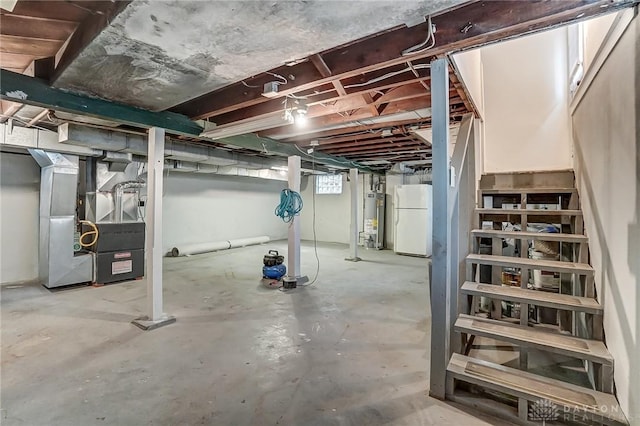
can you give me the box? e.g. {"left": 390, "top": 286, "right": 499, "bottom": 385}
{"left": 28, "top": 149, "right": 94, "bottom": 288}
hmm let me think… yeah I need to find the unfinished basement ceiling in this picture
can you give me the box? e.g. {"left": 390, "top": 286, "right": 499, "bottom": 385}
{"left": 53, "top": 0, "right": 465, "bottom": 111}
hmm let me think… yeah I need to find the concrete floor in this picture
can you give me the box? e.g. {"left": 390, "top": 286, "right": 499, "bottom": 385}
{"left": 1, "top": 242, "right": 508, "bottom": 425}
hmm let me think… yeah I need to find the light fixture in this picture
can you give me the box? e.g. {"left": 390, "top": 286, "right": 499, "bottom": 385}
{"left": 292, "top": 100, "right": 308, "bottom": 127}
{"left": 294, "top": 112, "right": 308, "bottom": 126}
{"left": 200, "top": 112, "right": 293, "bottom": 140}
{"left": 270, "top": 165, "right": 288, "bottom": 171}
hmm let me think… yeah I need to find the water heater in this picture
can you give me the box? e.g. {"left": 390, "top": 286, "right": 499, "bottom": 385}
{"left": 364, "top": 192, "right": 385, "bottom": 249}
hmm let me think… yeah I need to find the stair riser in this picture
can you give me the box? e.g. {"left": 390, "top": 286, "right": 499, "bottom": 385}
{"left": 447, "top": 373, "right": 624, "bottom": 426}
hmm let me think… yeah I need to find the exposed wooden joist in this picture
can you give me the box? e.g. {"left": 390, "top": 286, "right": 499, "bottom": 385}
{"left": 279, "top": 118, "right": 433, "bottom": 143}
{"left": 0, "top": 0, "right": 94, "bottom": 22}
{"left": 0, "top": 35, "right": 63, "bottom": 56}
{"left": 326, "top": 136, "right": 428, "bottom": 151}
{"left": 449, "top": 71, "right": 475, "bottom": 117}
{"left": 0, "top": 52, "right": 33, "bottom": 72}
{"left": 309, "top": 54, "right": 332, "bottom": 78}
{"left": 171, "top": 0, "right": 633, "bottom": 120}
{"left": 210, "top": 74, "right": 432, "bottom": 126}
{"left": 361, "top": 92, "right": 380, "bottom": 117}
{"left": 317, "top": 136, "right": 414, "bottom": 148}
{"left": 0, "top": 101, "right": 24, "bottom": 124}
{"left": 0, "top": 14, "right": 76, "bottom": 41}
{"left": 314, "top": 132, "right": 409, "bottom": 146}
{"left": 324, "top": 142, "right": 425, "bottom": 155}
{"left": 262, "top": 93, "right": 465, "bottom": 139}
{"left": 51, "top": 1, "right": 132, "bottom": 83}
{"left": 24, "top": 57, "right": 56, "bottom": 80}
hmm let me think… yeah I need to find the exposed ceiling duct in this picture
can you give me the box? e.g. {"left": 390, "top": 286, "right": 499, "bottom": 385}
{"left": 57, "top": 123, "right": 287, "bottom": 170}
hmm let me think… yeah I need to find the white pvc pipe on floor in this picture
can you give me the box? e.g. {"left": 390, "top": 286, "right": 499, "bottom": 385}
{"left": 171, "top": 236, "right": 270, "bottom": 257}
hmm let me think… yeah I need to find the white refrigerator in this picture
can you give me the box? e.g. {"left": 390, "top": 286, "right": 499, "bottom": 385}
{"left": 393, "top": 184, "right": 432, "bottom": 257}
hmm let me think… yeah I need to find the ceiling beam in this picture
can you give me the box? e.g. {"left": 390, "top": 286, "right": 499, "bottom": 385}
{"left": 325, "top": 137, "right": 427, "bottom": 151}
{"left": 50, "top": 1, "right": 132, "bottom": 84}
{"left": 317, "top": 136, "right": 413, "bottom": 148}
{"left": 0, "top": 70, "right": 372, "bottom": 172}
{"left": 323, "top": 142, "right": 426, "bottom": 155}
{"left": 210, "top": 74, "right": 432, "bottom": 126}
{"left": 208, "top": 133, "right": 375, "bottom": 173}
{"left": 0, "top": 100, "right": 24, "bottom": 124}
{"left": 0, "top": 69, "right": 203, "bottom": 136}
{"left": 279, "top": 118, "right": 433, "bottom": 143}
{"left": 170, "top": 0, "right": 634, "bottom": 120}
{"left": 314, "top": 132, "right": 409, "bottom": 146}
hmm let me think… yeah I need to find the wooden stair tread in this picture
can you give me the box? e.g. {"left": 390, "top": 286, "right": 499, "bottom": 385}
{"left": 471, "top": 229, "right": 587, "bottom": 243}
{"left": 466, "top": 253, "right": 594, "bottom": 275}
{"left": 447, "top": 354, "right": 628, "bottom": 425}
{"left": 477, "top": 208, "right": 582, "bottom": 216}
{"left": 455, "top": 314, "right": 612, "bottom": 364}
{"left": 461, "top": 282, "right": 602, "bottom": 314}
{"left": 480, "top": 187, "right": 577, "bottom": 194}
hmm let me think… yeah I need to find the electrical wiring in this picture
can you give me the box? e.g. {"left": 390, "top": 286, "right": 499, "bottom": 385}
{"left": 241, "top": 80, "right": 261, "bottom": 88}
{"left": 0, "top": 114, "right": 52, "bottom": 133}
{"left": 343, "top": 64, "right": 430, "bottom": 89}
{"left": 242, "top": 72, "right": 287, "bottom": 90}
{"left": 293, "top": 144, "right": 361, "bottom": 168}
{"left": 79, "top": 220, "right": 99, "bottom": 247}
{"left": 402, "top": 15, "right": 436, "bottom": 56}
{"left": 299, "top": 152, "right": 320, "bottom": 287}
{"left": 266, "top": 72, "right": 288, "bottom": 85}
{"left": 279, "top": 155, "right": 320, "bottom": 292}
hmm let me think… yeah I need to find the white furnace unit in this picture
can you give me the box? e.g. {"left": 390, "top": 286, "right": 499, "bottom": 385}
{"left": 393, "top": 184, "right": 433, "bottom": 257}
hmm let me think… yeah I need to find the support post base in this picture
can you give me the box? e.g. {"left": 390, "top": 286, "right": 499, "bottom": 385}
{"left": 344, "top": 257, "right": 361, "bottom": 262}
{"left": 132, "top": 314, "right": 176, "bottom": 331}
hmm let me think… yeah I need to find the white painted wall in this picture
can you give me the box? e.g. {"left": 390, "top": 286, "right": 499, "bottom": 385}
{"left": 299, "top": 173, "right": 364, "bottom": 245}
{"left": 0, "top": 152, "right": 40, "bottom": 284}
{"left": 571, "top": 14, "right": 639, "bottom": 423}
{"left": 162, "top": 173, "right": 288, "bottom": 253}
{"left": 451, "top": 48, "right": 484, "bottom": 118}
{"left": 583, "top": 13, "right": 619, "bottom": 71}
{"left": 0, "top": 155, "right": 289, "bottom": 282}
{"left": 480, "top": 27, "right": 573, "bottom": 173}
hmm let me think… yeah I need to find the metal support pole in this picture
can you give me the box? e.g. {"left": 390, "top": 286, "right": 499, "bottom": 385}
{"left": 429, "top": 58, "right": 451, "bottom": 399}
{"left": 132, "top": 127, "right": 175, "bottom": 331}
{"left": 286, "top": 155, "right": 304, "bottom": 282}
{"left": 346, "top": 168, "right": 361, "bottom": 262}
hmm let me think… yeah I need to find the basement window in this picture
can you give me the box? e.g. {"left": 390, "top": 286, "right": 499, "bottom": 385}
{"left": 316, "top": 174, "right": 342, "bottom": 194}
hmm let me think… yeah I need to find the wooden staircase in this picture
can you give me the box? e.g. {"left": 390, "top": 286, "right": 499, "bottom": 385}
{"left": 445, "top": 171, "right": 628, "bottom": 425}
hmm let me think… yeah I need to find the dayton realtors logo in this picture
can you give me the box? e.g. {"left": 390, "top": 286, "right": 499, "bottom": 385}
{"left": 529, "top": 399, "right": 560, "bottom": 425}
{"left": 529, "top": 398, "right": 626, "bottom": 424}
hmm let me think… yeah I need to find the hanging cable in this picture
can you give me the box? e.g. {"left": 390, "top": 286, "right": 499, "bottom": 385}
{"left": 275, "top": 189, "right": 303, "bottom": 223}
{"left": 79, "top": 220, "right": 99, "bottom": 247}
{"left": 343, "top": 64, "right": 430, "bottom": 89}
{"left": 300, "top": 153, "right": 320, "bottom": 287}
{"left": 402, "top": 15, "right": 436, "bottom": 56}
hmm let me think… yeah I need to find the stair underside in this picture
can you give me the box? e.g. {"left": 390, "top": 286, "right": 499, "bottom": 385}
{"left": 461, "top": 282, "right": 602, "bottom": 314}
{"left": 455, "top": 314, "right": 612, "bottom": 364}
{"left": 447, "top": 354, "right": 628, "bottom": 425}
{"left": 471, "top": 229, "right": 587, "bottom": 243}
{"left": 466, "top": 253, "right": 593, "bottom": 275}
